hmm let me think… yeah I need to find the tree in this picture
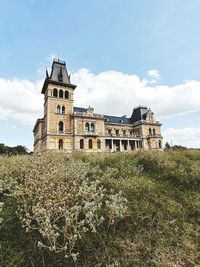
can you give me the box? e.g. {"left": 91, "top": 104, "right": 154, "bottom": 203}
{"left": 165, "top": 142, "right": 171, "bottom": 150}
{"left": 0, "top": 143, "right": 28, "bottom": 155}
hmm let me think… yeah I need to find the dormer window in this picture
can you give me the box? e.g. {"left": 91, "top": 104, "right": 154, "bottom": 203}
{"left": 120, "top": 119, "right": 124, "bottom": 123}
{"left": 58, "top": 67, "right": 63, "bottom": 81}
{"left": 58, "top": 74, "right": 63, "bottom": 81}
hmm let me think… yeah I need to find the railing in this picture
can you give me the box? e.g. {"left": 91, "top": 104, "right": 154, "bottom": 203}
{"left": 106, "top": 133, "right": 139, "bottom": 138}
{"left": 147, "top": 134, "right": 162, "bottom": 138}
{"left": 83, "top": 131, "right": 98, "bottom": 136}
{"left": 53, "top": 59, "right": 65, "bottom": 64}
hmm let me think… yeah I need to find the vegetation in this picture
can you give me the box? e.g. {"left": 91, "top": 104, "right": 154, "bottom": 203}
{"left": 0, "top": 143, "right": 29, "bottom": 155}
{"left": 0, "top": 150, "right": 199, "bottom": 266}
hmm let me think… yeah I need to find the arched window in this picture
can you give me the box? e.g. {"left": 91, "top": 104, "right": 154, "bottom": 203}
{"left": 62, "top": 106, "right": 65, "bottom": 114}
{"left": 57, "top": 105, "right": 61, "bottom": 113}
{"left": 97, "top": 139, "right": 101, "bottom": 149}
{"left": 149, "top": 128, "right": 152, "bottom": 136}
{"left": 89, "top": 139, "right": 93, "bottom": 149}
{"left": 65, "top": 91, "right": 69, "bottom": 99}
{"left": 80, "top": 139, "right": 84, "bottom": 149}
{"left": 59, "top": 90, "right": 63, "bottom": 98}
{"left": 58, "top": 139, "right": 63, "bottom": 150}
{"left": 153, "top": 128, "right": 156, "bottom": 135}
{"left": 91, "top": 123, "right": 95, "bottom": 132}
{"left": 159, "top": 140, "right": 162, "bottom": 148}
{"left": 59, "top": 121, "right": 64, "bottom": 132}
{"left": 53, "top": 88, "right": 58, "bottom": 97}
{"left": 85, "top": 122, "right": 90, "bottom": 132}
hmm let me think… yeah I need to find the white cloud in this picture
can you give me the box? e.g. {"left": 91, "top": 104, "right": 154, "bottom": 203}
{"left": 0, "top": 78, "right": 43, "bottom": 125}
{"left": 163, "top": 127, "right": 200, "bottom": 148}
{"left": 72, "top": 69, "right": 200, "bottom": 119}
{"left": 1, "top": 67, "right": 200, "bottom": 153}
{"left": 148, "top": 69, "right": 160, "bottom": 80}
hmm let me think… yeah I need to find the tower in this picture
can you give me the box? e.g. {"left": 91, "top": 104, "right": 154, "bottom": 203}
{"left": 41, "top": 59, "right": 76, "bottom": 152}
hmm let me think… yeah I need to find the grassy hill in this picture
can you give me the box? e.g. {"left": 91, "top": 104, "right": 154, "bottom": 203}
{"left": 0, "top": 150, "right": 199, "bottom": 266}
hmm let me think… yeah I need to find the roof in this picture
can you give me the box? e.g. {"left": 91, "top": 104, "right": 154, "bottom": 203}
{"left": 73, "top": 106, "right": 150, "bottom": 124}
{"left": 41, "top": 59, "right": 77, "bottom": 94}
{"left": 50, "top": 59, "right": 70, "bottom": 84}
{"left": 33, "top": 118, "right": 44, "bottom": 132}
{"left": 74, "top": 107, "right": 86, "bottom": 113}
{"left": 103, "top": 115, "right": 132, "bottom": 124}
{"left": 130, "top": 106, "right": 148, "bottom": 123}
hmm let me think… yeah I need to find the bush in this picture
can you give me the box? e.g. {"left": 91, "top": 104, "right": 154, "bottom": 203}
{"left": 0, "top": 150, "right": 199, "bottom": 266}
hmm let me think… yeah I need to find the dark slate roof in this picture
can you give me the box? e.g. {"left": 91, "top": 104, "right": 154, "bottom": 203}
{"left": 74, "top": 107, "right": 86, "bottom": 113}
{"left": 41, "top": 59, "right": 76, "bottom": 94}
{"left": 130, "top": 106, "right": 148, "bottom": 123}
{"left": 50, "top": 59, "right": 70, "bottom": 84}
{"left": 103, "top": 115, "right": 132, "bottom": 124}
{"left": 73, "top": 106, "right": 149, "bottom": 124}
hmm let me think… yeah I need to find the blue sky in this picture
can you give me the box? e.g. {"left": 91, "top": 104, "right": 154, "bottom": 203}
{"left": 0, "top": 0, "right": 200, "bottom": 150}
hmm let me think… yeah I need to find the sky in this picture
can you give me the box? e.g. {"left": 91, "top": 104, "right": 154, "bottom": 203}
{"left": 0, "top": 0, "right": 200, "bottom": 151}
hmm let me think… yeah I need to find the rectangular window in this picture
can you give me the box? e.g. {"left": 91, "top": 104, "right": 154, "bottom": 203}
{"left": 116, "top": 129, "right": 119, "bottom": 136}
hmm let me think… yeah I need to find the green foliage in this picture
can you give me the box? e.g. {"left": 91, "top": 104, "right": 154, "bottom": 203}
{"left": 0, "top": 150, "right": 199, "bottom": 266}
{"left": 0, "top": 143, "right": 28, "bottom": 155}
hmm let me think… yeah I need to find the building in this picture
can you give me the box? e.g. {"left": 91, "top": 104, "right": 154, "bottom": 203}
{"left": 33, "top": 59, "right": 163, "bottom": 153}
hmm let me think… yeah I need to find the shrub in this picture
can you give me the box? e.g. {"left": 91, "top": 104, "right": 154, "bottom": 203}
{"left": 0, "top": 150, "right": 199, "bottom": 266}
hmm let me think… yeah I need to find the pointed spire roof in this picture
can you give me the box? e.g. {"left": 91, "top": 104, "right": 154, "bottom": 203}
{"left": 41, "top": 59, "right": 76, "bottom": 94}
{"left": 46, "top": 69, "right": 49, "bottom": 79}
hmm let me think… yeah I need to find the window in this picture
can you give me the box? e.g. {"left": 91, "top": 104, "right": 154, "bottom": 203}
{"left": 153, "top": 128, "right": 156, "bottom": 135}
{"left": 59, "top": 89, "right": 63, "bottom": 98}
{"left": 97, "top": 139, "right": 101, "bottom": 149}
{"left": 130, "top": 130, "right": 133, "bottom": 136}
{"left": 124, "top": 141, "right": 127, "bottom": 150}
{"left": 53, "top": 88, "right": 58, "bottom": 97}
{"left": 108, "top": 129, "right": 112, "bottom": 135}
{"left": 123, "top": 130, "right": 126, "bottom": 136}
{"left": 62, "top": 106, "right": 65, "bottom": 114}
{"left": 57, "top": 105, "right": 61, "bottom": 113}
{"left": 65, "top": 91, "right": 69, "bottom": 99}
{"left": 80, "top": 139, "right": 84, "bottom": 149}
{"left": 58, "top": 139, "right": 63, "bottom": 150}
{"left": 59, "top": 121, "right": 64, "bottom": 132}
{"left": 85, "top": 122, "right": 90, "bottom": 132}
{"left": 91, "top": 123, "right": 95, "bottom": 132}
{"left": 89, "top": 139, "right": 93, "bottom": 149}
{"left": 149, "top": 128, "right": 152, "bottom": 136}
{"left": 159, "top": 140, "right": 162, "bottom": 148}
{"left": 116, "top": 129, "right": 119, "bottom": 136}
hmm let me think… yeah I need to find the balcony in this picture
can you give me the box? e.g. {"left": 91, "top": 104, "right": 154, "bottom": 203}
{"left": 83, "top": 131, "right": 98, "bottom": 136}
{"left": 147, "top": 134, "right": 162, "bottom": 138}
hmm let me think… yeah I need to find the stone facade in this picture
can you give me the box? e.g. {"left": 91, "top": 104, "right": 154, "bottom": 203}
{"left": 33, "top": 59, "right": 163, "bottom": 153}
